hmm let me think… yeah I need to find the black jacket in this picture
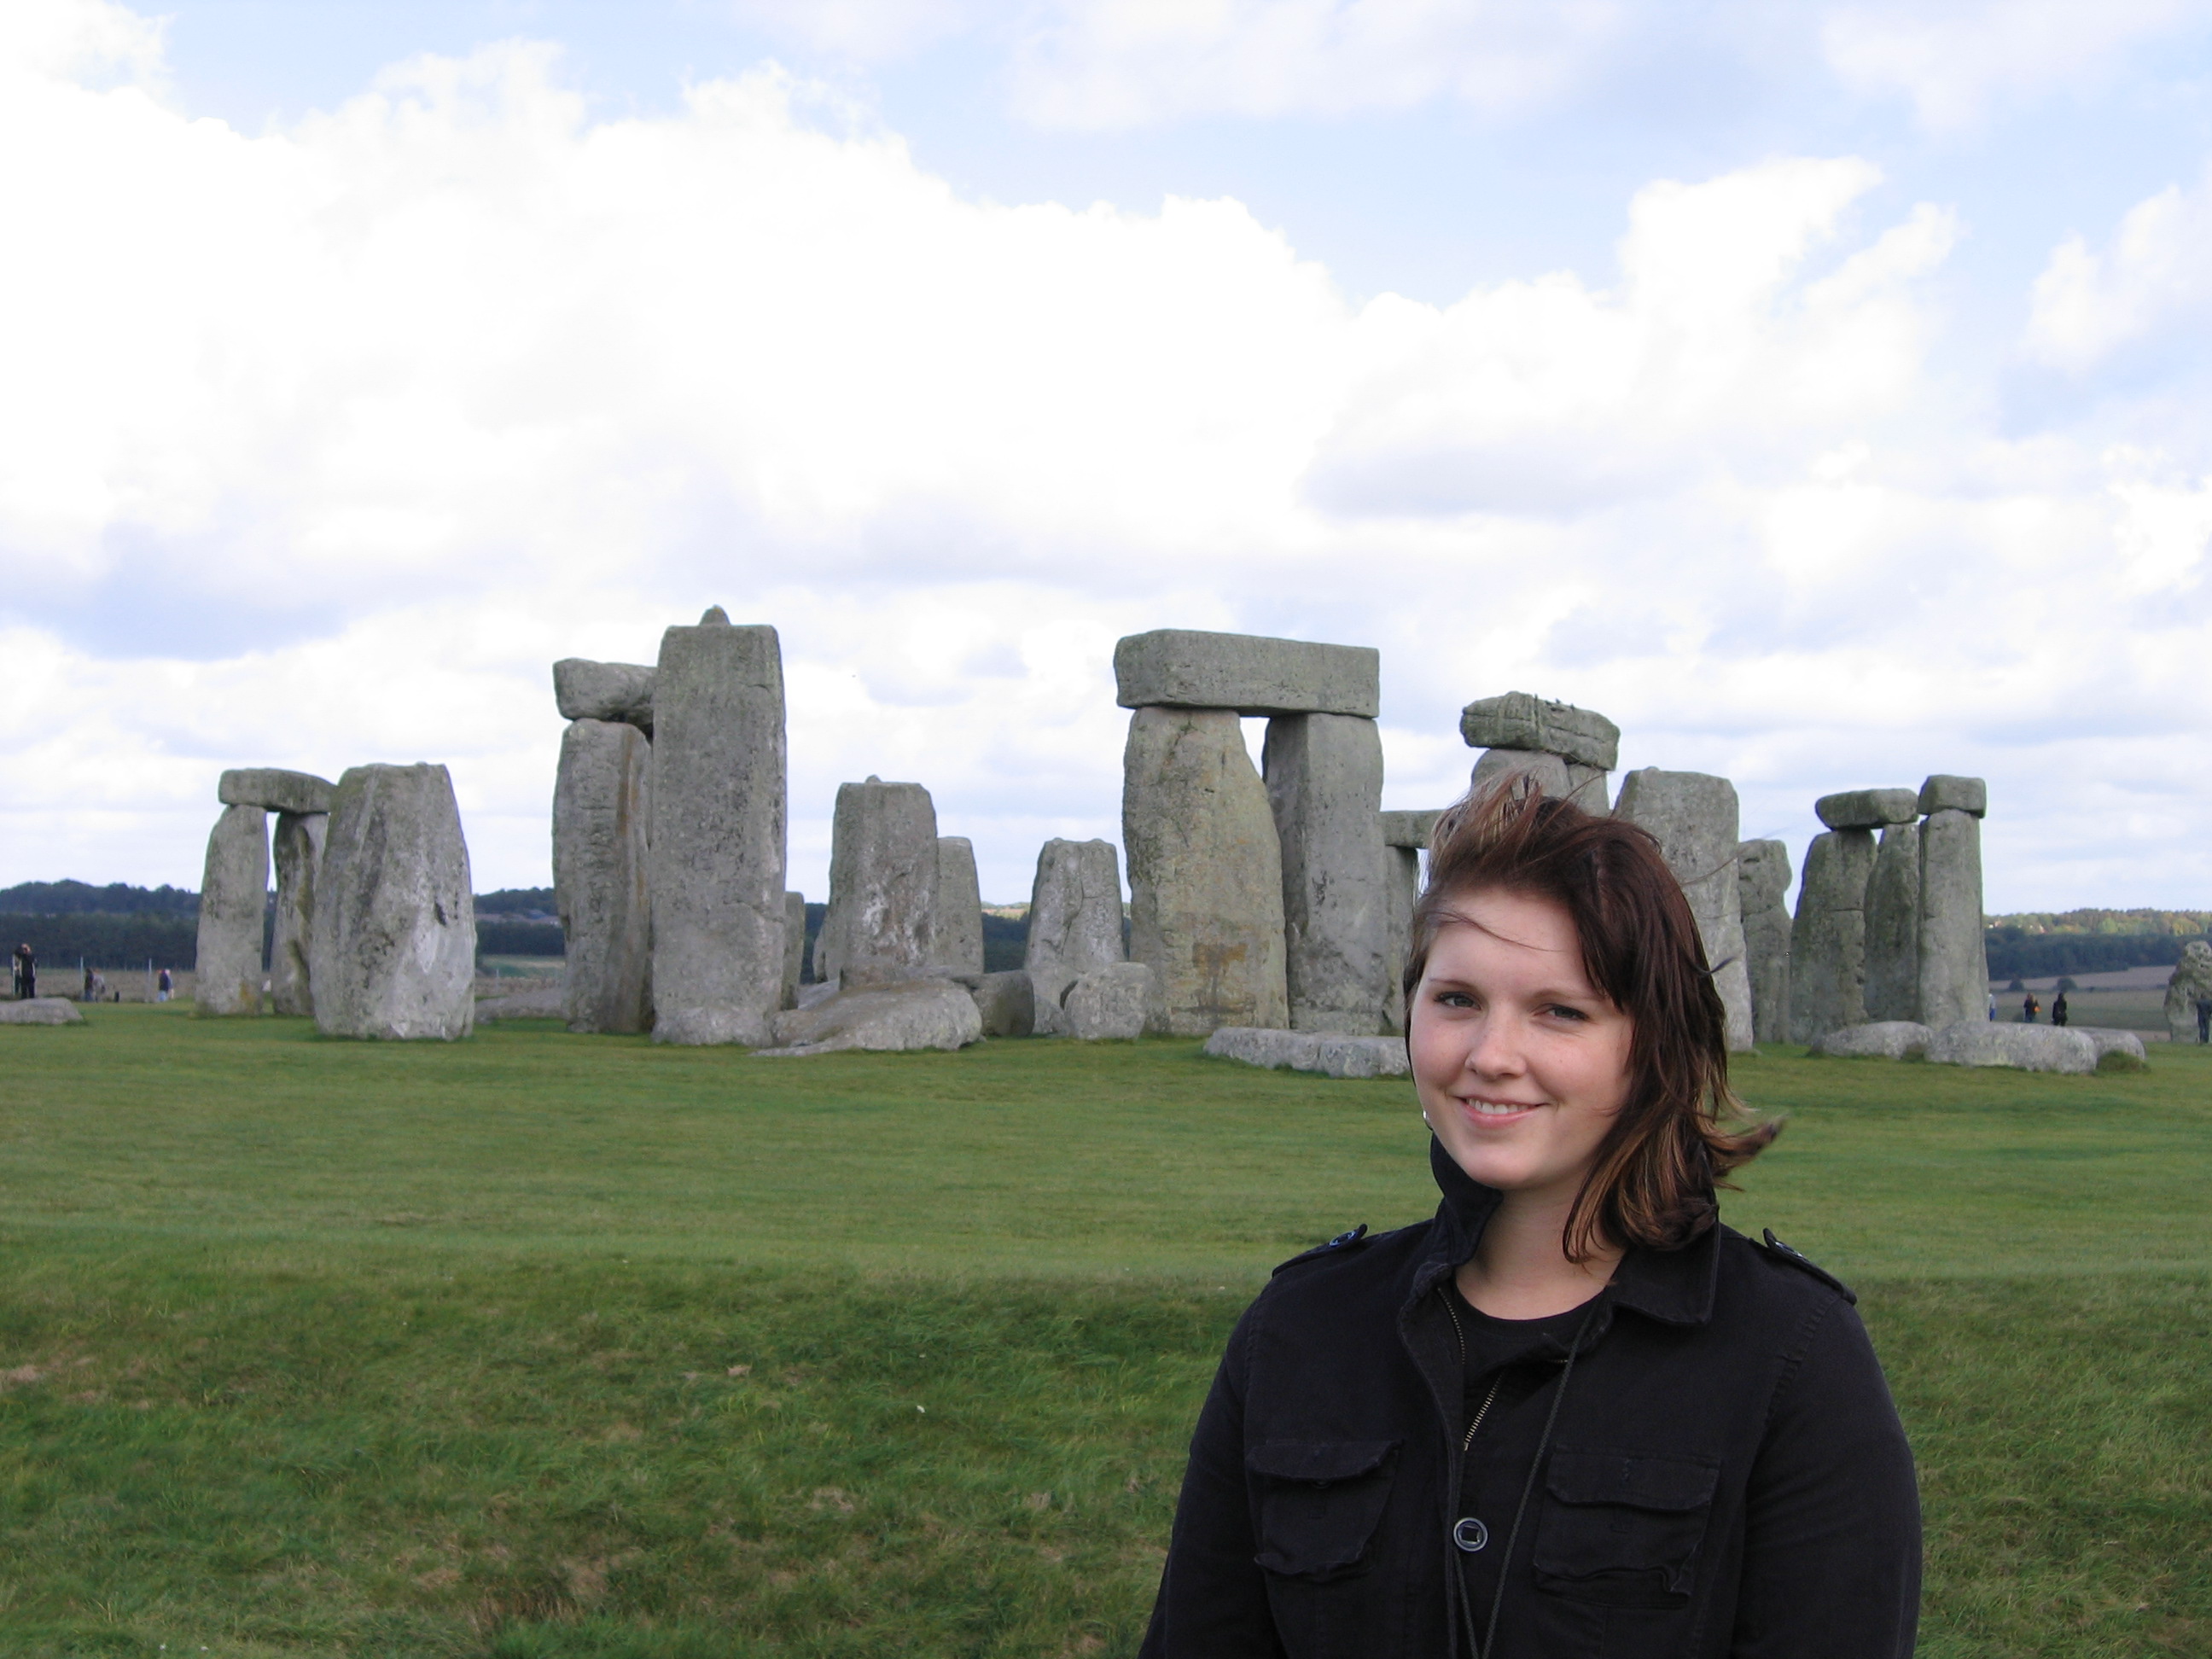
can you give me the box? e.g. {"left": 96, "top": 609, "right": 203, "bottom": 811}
{"left": 1141, "top": 1142, "right": 1920, "bottom": 1658}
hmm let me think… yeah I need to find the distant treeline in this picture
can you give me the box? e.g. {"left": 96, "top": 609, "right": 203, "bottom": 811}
{"left": 1987, "top": 908, "right": 2212, "bottom": 938}
{"left": 1983, "top": 927, "right": 2206, "bottom": 981}
{"left": 0, "top": 913, "right": 198, "bottom": 970}
{"left": 0, "top": 880, "right": 198, "bottom": 917}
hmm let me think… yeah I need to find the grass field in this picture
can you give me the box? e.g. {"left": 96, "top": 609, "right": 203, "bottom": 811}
{"left": 0, "top": 1006, "right": 2205, "bottom": 1657}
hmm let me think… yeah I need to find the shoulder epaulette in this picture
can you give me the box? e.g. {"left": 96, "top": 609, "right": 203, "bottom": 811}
{"left": 1272, "top": 1224, "right": 1369, "bottom": 1277}
{"left": 1758, "top": 1229, "right": 1856, "bottom": 1305}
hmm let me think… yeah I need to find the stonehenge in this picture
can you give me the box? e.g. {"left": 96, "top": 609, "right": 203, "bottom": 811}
{"left": 1612, "top": 769, "right": 1754, "bottom": 1051}
{"left": 1738, "top": 839, "right": 1792, "bottom": 1044}
{"left": 1203, "top": 1027, "right": 1412, "bottom": 1080}
{"left": 311, "top": 764, "right": 477, "bottom": 1040}
{"left": 1379, "top": 810, "right": 1438, "bottom": 1033}
{"left": 2163, "top": 940, "right": 2212, "bottom": 1042}
{"left": 1789, "top": 825, "right": 1877, "bottom": 1041}
{"left": 1063, "top": 961, "right": 1155, "bottom": 1040}
{"left": 553, "top": 658, "right": 656, "bottom": 733}
{"left": 194, "top": 804, "right": 270, "bottom": 1016}
{"left": 1460, "top": 691, "right": 1617, "bottom": 812}
{"left": 1265, "top": 713, "right": 1388, "bottom": 1033}
{"left": 1915, "top": 777, "right": 1987, "bottom": 1030}
{"left": 552, "top": 719, "right": 654, "bottom": 1034}
{"left": 1024, "top": 837, "right": 1126, "bottom": 1035}
{"left": 933, "top": 837, "right": 985, "bottom": 975}
{"left": 815, "top": 777, "right": 940, "bottom": 987}
{"left": 194, "top": 767, "right": 336, "bottom": 1018}
{"left": 648, "top": 612, "right": 789, "bottom": 1046}
{"left": 783, "top": 893, "right": 807, "bottom": 1010}
{"left": 270, "top": 809, "right": 327, "bottom": 1017}
{"left": 762, "top": 977, "right": 983, "bottom": 1056}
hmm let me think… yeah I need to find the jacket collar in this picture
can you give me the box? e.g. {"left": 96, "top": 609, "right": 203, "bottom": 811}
{"left": 1412, "top": 1135, "right": 1720, "bottom": 1328}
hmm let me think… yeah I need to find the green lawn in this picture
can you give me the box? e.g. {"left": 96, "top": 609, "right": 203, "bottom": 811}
{"left": 0, "top": 1005, "right": 2205, "bottom": 1656}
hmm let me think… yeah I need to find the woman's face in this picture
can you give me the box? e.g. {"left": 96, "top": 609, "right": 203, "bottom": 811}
{"left": 1409, "top": 886, "right": 1636, "bottom": 1206}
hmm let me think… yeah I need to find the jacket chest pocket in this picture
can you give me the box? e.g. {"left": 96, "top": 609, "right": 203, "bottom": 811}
{"left": 1532, "top": 1448, "right": 1719, "bottom": 1610}
{"left": 1247, "top": 1439, "right": 1400, "bottom": 1583}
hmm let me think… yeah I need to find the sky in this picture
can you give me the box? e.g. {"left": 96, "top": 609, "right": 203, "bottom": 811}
{"left": 3, "top": 0, "right": 2210, "bottom": 910}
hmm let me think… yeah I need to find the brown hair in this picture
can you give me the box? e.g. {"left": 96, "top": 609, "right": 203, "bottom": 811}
{"left": 1406, "top": 779, "right": 1777, "bottom": 1260}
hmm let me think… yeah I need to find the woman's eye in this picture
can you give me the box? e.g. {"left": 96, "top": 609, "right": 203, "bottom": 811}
{"left": 1435, "top": 990, "right": 1476, "bottom": 1009}
{"left": 1545, "top": 1004, "right": 1588, "bottom": 1022}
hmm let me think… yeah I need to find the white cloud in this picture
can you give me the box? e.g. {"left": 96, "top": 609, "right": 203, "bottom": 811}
{"left": 1820, "top": 0, "right": 2211, "bottom": 129}
{"left": 0, "top": 3, "right": 2206, "bottom": 913}
{"left": 2024, "top": 166, "right": 2212, "bottom": 370}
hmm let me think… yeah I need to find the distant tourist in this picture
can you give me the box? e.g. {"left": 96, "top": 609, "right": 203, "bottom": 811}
{"left": 10, "top": 942, "right": 32, "bottom": 1001}
{"left": 2021, "top": 992, "right": 2040, "bottom": 1023}
{"left": 2197, "top": 995, "right": 2211, "bottom": 1045}
{"left": 156, "top": 967, "right": 172, "bottom": 1003}
{"left": 2052, "top": 990, "right": 2069, "bottom": 1027}
{"left": 1140, "top": 783, "right": 1921, "bottom": 1657}
{"left": 1987, "top": 992, "right": 1996, "bottom": 1022}
{"left": 82, "top": 964, "right": 95, "bottom": 1001}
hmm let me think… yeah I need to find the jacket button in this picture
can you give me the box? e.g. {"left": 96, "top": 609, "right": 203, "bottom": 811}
{"left": 1452, "top": 1516, "right": 1489, "bottom": 1553}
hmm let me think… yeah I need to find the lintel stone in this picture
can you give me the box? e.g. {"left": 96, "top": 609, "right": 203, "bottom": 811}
{"left": 1815, "top": 788, "right": 1921, "bottom": 830}
{"left": 1457, "top": 693, "right": 1619, "bottom": 771}
{"left": 218, "top": 768, "right": 335, "bottom": 815}
{"left": 553, "top": 659, "right": 656, "bottom": 731}
{"left": 1918, "top": 775, "right": 1987, "bottom": 818}
{"left": 1114, "top": 629, "right": 1379, "bottom": 718}
{"left": 1379, "top": 810, "right": 1440, "bottom": 849}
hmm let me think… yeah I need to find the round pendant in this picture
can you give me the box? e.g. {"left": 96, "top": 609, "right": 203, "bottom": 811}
{"left": 1452, "top": 1516, "right": 1489, "bottom": 1553}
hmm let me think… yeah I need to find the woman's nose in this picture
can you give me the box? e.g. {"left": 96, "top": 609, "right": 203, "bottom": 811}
{"left": 1463, "top": 1015, "right": 1525, "bottom": 1077}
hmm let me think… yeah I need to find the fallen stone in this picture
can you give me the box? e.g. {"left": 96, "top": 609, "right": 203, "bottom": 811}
{"left": 1458, "top": 692, "right": 1620, "bottom": 771}
{"left": 219, "top": 768, "right": 336, "bottom": 816}
{"left": 1470, "top": 748, "right": 1569, "bottom": 800}
{"left": 1926, "top": 1021, "right": 2098, "bottom": 1074}
{"left": 1062, "top": 961, "right": 1154, "bottom": 1039}
{"left": 270, "top": 810, "right": 327, "bottom": 1017}
{"left": 1918, "top": 775, "right": 1987, "bottom": 818}
{"left": 1813, "top": 788, "right": 1920, "bottom": 830}
{"left": 1266, "top": 713, "right": 1388, "bottom": 1033}
{"left": 1202, "top": 1026, "right": 1411, "bottom": 1079}
{"left": 1916, "top": 806, "right": 1985, "bottom": 1029}
{"left": 2075, "top": 1027, "right": 2149, "bottom": 1068}
{"left": 0, "top": 998, "right": 84, "bottom": 1026}
{"left": 933, "top": 837, "right": 985, "bottom": 975}
{"left": 1612, "top": 769, "right": 1754, "bottom": 1051}
{"left": 311, "top": 763, "right": 477, "bottom": 1040}
{"left": 816, "top": 778, "right": 938, "bottom": 990}
{"left": 1378, "top": 811, "right": 1439, "bottom": 849}
{"left": 1123, "top": 707, "right": 1289, "bottom": 1035}
{"left": 2163, "top": 940, "right": 2212, "bottom": 1043}
{"left": 553, "top": 658, "right": 656, "bottom": 733}
{"left": 1738, "top": 839, "right": 1792, "bottom": 1045}
{"left": 474, "top": 985, "right": 568, "bottom": 1021}
{"left": 958, "top": 969, "right": 1035, "bottom": 1037}
{"left": 1861, "top": 822, "right": 1921, "bottom": 1022}
{"left": 1789, "top": 828, "right": 1877, "bottom": 1043}
{"left": 1810, "top": 1021, "right": 1932, "bottom": 1060}
{"left": 795, "top": 979, "right": 837, "bottom": 1011}
{"left": 1114, "top": 629, "right": 1380, "bottom": 718}
{"left": 649, "top": 617, "right": 788, "bottom": 1046}
{"left": 1024, "top": 838, "right": 1126, "bottom": 1035}
{"left": 759, "top": 977, "right": 982, "bottom": 1056}
{"left": 554, "top": 719, "right": 654, "bottom": 1034}
{"left": 783, "top": 892, "right": 806, "bottom": 1010}
{"left": 195, "top": 803, "right": 269, "bottom": 1017}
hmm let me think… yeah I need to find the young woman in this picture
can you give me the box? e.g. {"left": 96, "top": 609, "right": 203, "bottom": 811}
{"left": 1142, "top": 784, "right": 1920, "bottom": 1658}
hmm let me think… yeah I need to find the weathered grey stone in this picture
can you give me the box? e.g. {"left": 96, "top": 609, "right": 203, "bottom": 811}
{"left": 195, "top": 804, "right": 268, "bottom": 1017}
{"left": 2164, "top": 940, "right": 2212, "bottom": 1043}
{"left": 1926, "top": 1021, "right": 2097, "bottom": 1074}
{"left": 1470, "top": 748, "right": 1570, "bottom": 800}
{"left": 1738, "top": 839, "right": 1792, "bottom": 1045}
{"left": 932, "top": 837, "right": 985, "bottom": 975}
{"left": 959, "top": 969, "right": 1035, "bottom": 1037}
{"left": 795, "top": 979, "right": 837, "bottom": 1011}
{"left": 1202, "top": 1026, "right": 1410, "bottom": 1078}
{"left": 815, "top": 778, "right": 938, "bottom": 990}
{"left": 1114, "top": 630, "right": 1380, "bottom": 718}
{"left": 1458, "top": 692, "right": 1620, "bottom": 771}
{"left": 759, "top": 977, "right": 982, "bottom": 1056}
{"left": 1064, "top": 961, "right": 1155, "bottom": 1039}
{"left": 1383, "top": 844, "right": 1419, "bottom": 1035}
{"left": 783, "top": 893, "right": 806, "bottom": 1010}
{"left": 1562, "top": 763, "right": 1610, "bottom": 812}
{"left": 1814, "top": 789, "right": 1920, "bottom": 830}
{"left": 553, "top": 658, "right": 656, "bottom": 733}
{"left": 1862, "top": 822, "right": 1921, "bottom": 1022}
{"left": 219, "top": 768, "right": 335, "bottom": 816}
{"left": 553, "top": 719, "right": 654, "bottom": 1035}
{"left": 270, "top": 811, "right": 327, "bottom": 1017}
{"left": 1265, "top": 713, "right": 1388, "bottom": 1033}
{"left": 1024, "top": 839, "right": 1126, "bottom": 1033}
{"left": 649, "top": 617, "right": 787, "bottom": 1046}
{"left": 1811, "top": 1021, "right": 1932, "bottom": 1060}
{"left": 1124, "top": 707, "right": 1289, "bottom": 1035}
{"left": 311, "top": 764, "right": 476, "bottom": 1040}
{"left": 1789, "top": 828, "right": 1877, "bottom": 1042}
{"left": 1915, "top": 807, "right": 1985, "bottom": 1029}
{"left": 0, "top": 998, "right": 84, "bottom": 1025}
{"left": 474, "top": 984, "right": 567, "bottom": 1021}
{"left": 1612, "top": 769, "right": 1753, "bottom": 1051}
{"left": 1918, "top": 775, "right": 1987, "bottom": 818}
{"left": 2075, "top": 1027, "right": 2149, "bottom": 1066}
{"left": 1379, "top": 811, "right": 1440, "bottom": 849}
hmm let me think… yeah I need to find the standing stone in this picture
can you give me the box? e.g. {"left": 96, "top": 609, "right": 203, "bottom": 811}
{"left": 2163, "top": 940, "right": 2212, "bottom": 1043}
{"left": 1123, "top": 706, "right": 1289, "bottom": 1035}
{"left": 270, "top": 811, "right": 328, "bottom": 1016}
{"left": 934, "top": 836, "right": 985, "bottom": 975}
{"left": 1737, "top": 839, "right": 1793, "bottom": 1045}
{"left": 553, "top": 718, "right": 654, "bottom": 1034}
{"left": 1862, "top": 821, "right": 1922, "bottom": 1022}
{"left": 1563, "top": 764, "right": 1610, "bottom": 812}
{"left": 1790, "top": 829, "right": 1877, "bottom": 1042}
{"left": 1916, "top": 784, "right": 1988, "bottom": 1031}
{"left": 194, "top": 804, "right": 269, "bottom": 1017}
{"left": 815, "top": 778, "right": 939, "bottom": 988}
{"left": 1025, "top": 838, "right": 1126, "bottom": 1035}
{"left": 649, "top": 614, "right": 788, "bottom": 1046}
{"left": 1470, "top": 748, "right": 1571, "bottom": 800}
{"left": 311, "top": 764, "right": 475, "bottom": 1040}
{"left": 1379, "top": 811, "right": 1439, "bottom": 1035}
{"left": 1612, "top": 769, "right": 1753, "bottom": 1051}
{"left": 1265, "top": 713, "right": 1388, "bottom": 1033}
{"left": 783, "top": 893, "right": 806, "bottom": 1010}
